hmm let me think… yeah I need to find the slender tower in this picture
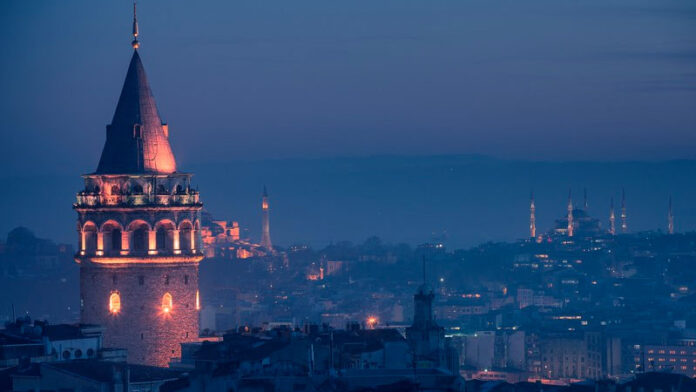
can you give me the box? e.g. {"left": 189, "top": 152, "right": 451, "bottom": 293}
{"left": 668, "top": 196, "right": 674, "bottom": 235}
{"left": 529, "top": 191, "right": 536, "bottom": 239}
{"left": 260, "top": 186, "right": 273, "bottom": 251}
{"left": 583, "top": 188, "right": 588, "bottom": 211}
{"left": 567, "top": 189, "right": 574, "bottom": 237}
{"left": 609, "top": 197, "right": 616, "bottom": 235}
{"left": 74, "top": 6, "right": 202, "bottom": 366}
{"left": 621, "top": 188, "right": 628, "bottom": 233}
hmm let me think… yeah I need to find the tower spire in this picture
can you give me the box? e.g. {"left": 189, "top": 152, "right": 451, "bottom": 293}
{"left": 668, "top": 195, "right": 674, "bottom": 235}
{"left": 567, "top": 189, "right": 574, "bottom": 237}
{"left": 621, "top": 188, "right": 628, "bottom": 233}
{"left": 609, "top": 197, "right": 616, "bottom": 235}
{"left": 132, "top": 2, "right": 140, "bottom": 49}
{"left": 529, "top": 190, "right": 536, "bottom": 239}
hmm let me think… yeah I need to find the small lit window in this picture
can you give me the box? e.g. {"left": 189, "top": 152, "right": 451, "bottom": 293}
{"left": 196, "top": 290, "right": 200, "bottom": 310}
{"left": 109, "top": 292, "right": 121, "bottom": 314}
{"left": 162, "top": 292, "right": 173, "bottom": 313}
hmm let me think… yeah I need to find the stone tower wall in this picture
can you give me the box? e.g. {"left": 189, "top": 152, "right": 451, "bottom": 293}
{"left": 80, "top": 262, "right": 199, "bottom": 366}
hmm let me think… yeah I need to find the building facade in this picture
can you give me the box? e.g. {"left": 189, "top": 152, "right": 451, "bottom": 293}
{"left": 74, "top": 17, "right": 203, "bottom": 367}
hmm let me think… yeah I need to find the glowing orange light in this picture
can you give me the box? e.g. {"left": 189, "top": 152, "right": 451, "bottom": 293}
{"left": 109, "top": 292, "right": 121, "bottom": 314}
{"left": 195, "top": 290, "right": 200, "bottom": 311}
{"left": 162, "top": 292, "right": 173, "bottom": 314}
{"left": 366, "top": 316, "right": 378, "bottom": 329}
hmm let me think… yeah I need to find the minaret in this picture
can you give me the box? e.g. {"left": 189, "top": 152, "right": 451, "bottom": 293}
{"left": 621, "top": 188, "right": 628, "bottom": 233}
{"left": 583, "top": 188, "right": 588, "bottom": 211}
{"left": 260, "top": 186, "right": 273, "bottom": 251}
{"left": 529, "top": 191, "right": 536, "bottom": 239}
{"left": 668, "top": 196, "right": 674, "bottom": 235}
{"left": 74, "top": 5, "right": 202, "bottom": 366}
{"left": 609, "top": 197, "right": 616, "bottom": 235}
{"left": 567, "top": 189, "right": 574, "bottom": 237}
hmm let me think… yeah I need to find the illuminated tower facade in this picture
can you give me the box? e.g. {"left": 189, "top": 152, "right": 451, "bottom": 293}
{"left": 668, "top": 196, "right": 674, "bottom": 235}
{"left": 529, "top": 191, "right": 536, "bottom": 239}
{"left": 609, "top": 197, "right": 616, "bottom": 235}
{"left": 621, "top": 189, "right": 628, "bottom": 233}
{"left": 74, "top": 9, "right": 202, "bottom": 367}
{"left": 567, "top": 189, "right": 574, "bottom": 237}
{"left": 260, "top": 186, "right": 273, "bottom": 251}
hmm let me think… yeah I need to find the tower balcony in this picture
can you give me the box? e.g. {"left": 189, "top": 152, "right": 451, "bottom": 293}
{"left": 75, "top": 192, "right": 201, "bottom": 208}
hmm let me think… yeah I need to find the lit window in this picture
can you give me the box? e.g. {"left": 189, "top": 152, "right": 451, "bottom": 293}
{"left": 195, "top": 290, "right": 200, "bottom": 311}
{"left": 109, "top": 292, "right": 121, "bottom": 314}
{"left": 162, "top": 292, "right": 173, "bottom": 313}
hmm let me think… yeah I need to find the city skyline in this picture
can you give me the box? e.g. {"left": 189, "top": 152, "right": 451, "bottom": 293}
{"left": 2, "top": 3, "right": 696, "bottom": 390}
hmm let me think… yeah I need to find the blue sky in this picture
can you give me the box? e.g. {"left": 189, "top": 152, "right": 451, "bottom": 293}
{"left": 1, "top": 0, "right": 695, "bottom": 176}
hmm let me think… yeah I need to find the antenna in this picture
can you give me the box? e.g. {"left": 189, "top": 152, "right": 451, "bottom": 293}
{"left": 132, "top": 2, "right": 140, "bottom": 49}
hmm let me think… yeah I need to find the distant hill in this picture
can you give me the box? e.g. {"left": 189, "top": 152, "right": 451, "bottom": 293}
{"left": 2, "top": 155, "right": 695, "bottom": 249}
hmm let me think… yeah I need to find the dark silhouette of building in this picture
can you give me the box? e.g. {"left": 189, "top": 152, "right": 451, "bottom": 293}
{"left": 73, "top": 7, "right": 203, "bottom": 366}
{"left": 405, "top": 260, "right": 446, "bottom": 369}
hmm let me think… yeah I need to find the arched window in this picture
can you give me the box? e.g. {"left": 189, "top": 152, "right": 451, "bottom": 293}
{"left": 109, "top": 292, "right": 121, "bottom": 314}
{"left": 162, "top": 292, "right": 173, "bottom": 314}
{"left": 111, "top": 185, "right": 120, "bottom": 195}
{"left": 179, "top": 221, "right": 193, "bottom": 253}
{"left": 129, "top": 221, "right": 150, "bottom": 253}
{"left": 157, "top": 227, "right": 167, "bottom": 250}
{"left": 155, "top": 221, "right": 176, "bottom": 253}
{"left": 132, "top": 184, "right": 144, "bottom": 194}
{"left": 102, "top": 221, "right": 122, "bottom": 255}
{"left": 83, "top": 222, "right": 98, "bottom": 255}
{"left": 74, "top": 349, "right": 82, "bottom": 358}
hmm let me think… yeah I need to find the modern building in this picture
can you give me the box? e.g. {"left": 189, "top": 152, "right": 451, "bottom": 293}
{"left": 73, "top": 8, "right": 203, "bottom": 366}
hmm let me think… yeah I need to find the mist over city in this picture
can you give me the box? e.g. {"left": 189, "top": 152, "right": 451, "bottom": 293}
{"left": 1, "top": 1, "right": 695, "bottom": 391}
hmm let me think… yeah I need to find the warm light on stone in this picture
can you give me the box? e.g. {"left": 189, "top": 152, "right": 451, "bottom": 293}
{"left": 162, "top": 292, "right": 173, "bottom": 314}
{"left": 109, "top": 292, "right": 121, "bottom": 314}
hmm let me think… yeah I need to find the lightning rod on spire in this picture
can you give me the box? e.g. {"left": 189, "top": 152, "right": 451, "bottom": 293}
{"left": 132, "top": 2, "right": 140, "bottom": 49}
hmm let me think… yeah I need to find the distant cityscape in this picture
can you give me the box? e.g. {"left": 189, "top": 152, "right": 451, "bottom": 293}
{"left": 4, "top": 181, "right": 696, "bottom": 390}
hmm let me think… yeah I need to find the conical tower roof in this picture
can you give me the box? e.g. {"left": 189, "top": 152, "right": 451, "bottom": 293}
{"left": 96, "top": 50, "right": 177, "bottom": 174}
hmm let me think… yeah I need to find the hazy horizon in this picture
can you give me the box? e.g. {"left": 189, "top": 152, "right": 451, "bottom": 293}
{"left": 3, "top": 154, "right": 695, "bottom": 249}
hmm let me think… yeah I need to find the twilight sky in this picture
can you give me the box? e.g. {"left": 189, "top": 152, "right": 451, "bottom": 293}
{"left": 1, "top": 0, "right": 695, "bottom": 176}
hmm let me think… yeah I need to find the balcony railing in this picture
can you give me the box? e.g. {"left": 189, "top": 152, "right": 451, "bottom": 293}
{"left": 75, "top": 192, "right": 201, "bottom": 207}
